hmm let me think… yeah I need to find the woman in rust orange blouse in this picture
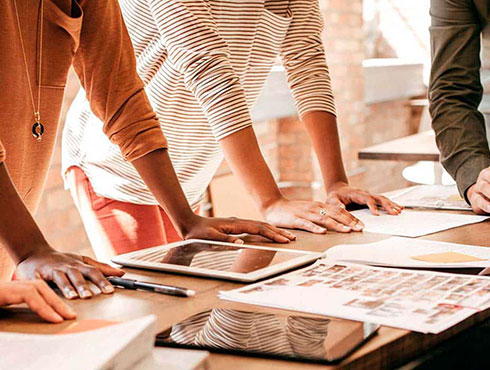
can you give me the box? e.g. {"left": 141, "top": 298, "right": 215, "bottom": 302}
{"left": 0, "top": 0, "right": 292, "bottom": 322}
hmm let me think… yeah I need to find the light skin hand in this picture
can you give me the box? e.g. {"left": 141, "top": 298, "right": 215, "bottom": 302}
{"left": 262, "top": 198, "right": 363, "bottom": 234}
{"left": 467, "top": 167, "right": 490, "bottom": 214}
{"left": 0, "top": 163, "right": 124, "bottom": 299}
{"left": 0, "top": 280, "right": 77, "bottom": 323}
{"left": 219, "top": 127, "right": 367, "bottom": 233}
{"left": 302, "top": 111, "right": 402, "bottom": 217}
{"left": 326, "top": 182, "right": 402, "bottom": 216}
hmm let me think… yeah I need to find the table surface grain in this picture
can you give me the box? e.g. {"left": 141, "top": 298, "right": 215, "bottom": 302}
{"left": 358, "top": 131, "right": 440, "bottom": 162}
{"left": 1, "top": 209, "right": 489, "bottom": 370}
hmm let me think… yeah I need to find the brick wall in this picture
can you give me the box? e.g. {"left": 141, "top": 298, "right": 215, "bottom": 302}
{"left": 271, "top": 0, "right": 417, "bottom": 203}
{"left": 36, "top": 0, "right": 421, "bottom": 257}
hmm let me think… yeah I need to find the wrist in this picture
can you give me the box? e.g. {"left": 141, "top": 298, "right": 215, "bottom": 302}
{"left": 172, "top": 212, "right": 201, "bottom": 238}
{"left": 258, "top": 194, "right": 286, "bottom": 214}
{"left": 14, "top": 240, "right": 53, "bottom": 265}
{"left": 326, "top": 180, "right": 349, "bottom": 194}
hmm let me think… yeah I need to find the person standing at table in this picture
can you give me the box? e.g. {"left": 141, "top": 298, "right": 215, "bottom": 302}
{"left": 63, "top": 0, "right": 402, "bottom": 259}
{"left": 0, "top": 0, "right": 293, "bottom": 313}
{"left": 430, "top": 0, "right": 490, "bottom": 214}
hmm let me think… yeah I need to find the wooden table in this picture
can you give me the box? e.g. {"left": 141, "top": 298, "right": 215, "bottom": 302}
{"left": 358, "top": 131, "right": 440, "bottom": 162}
{"left": 1, "top": 216, "right": 490, "bottom": 369}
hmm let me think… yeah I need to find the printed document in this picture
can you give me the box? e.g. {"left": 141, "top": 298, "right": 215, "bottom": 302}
{"left": 220, "top": 261, "right": 490, "bottom": 334}
{"left": 351, "top": 209, "right": 488, "bottom": 237}
{"left": 390, "top": 185, "right": 471, "bottom": 211}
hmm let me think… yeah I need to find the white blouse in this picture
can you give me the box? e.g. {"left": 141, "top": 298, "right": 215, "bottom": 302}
{"left": 62, "top": 0, "right": 336, "bottom": 207}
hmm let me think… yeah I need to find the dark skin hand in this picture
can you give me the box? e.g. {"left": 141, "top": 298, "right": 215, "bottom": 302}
{"left": 16, "top": 252, "right": 124, "bottom": 300}
{"left": 131, "top": 148, "right": 296, "bottom": 244}
{"left": 1, "top": 148, "right": 293, "bottom": 301}
{"left": 0, "top": 163, "right": 124, "bottom": 300}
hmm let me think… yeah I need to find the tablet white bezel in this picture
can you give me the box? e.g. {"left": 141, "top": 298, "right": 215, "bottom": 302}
{"left": 111, "top": 239, "right": 324, "bottom": 282}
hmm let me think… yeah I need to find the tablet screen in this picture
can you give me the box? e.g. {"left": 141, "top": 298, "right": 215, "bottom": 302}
{"left": 156, "top": 309, "right": 379, "bottom": 363}
{"left": 133, "top": 241, "right": 309, "bottom": 273}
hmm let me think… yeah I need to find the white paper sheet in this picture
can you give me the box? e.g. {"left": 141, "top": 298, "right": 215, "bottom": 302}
{"left": 325, "top": 237, "right": 490, "bottom": 269}
{"left": 220, "top": 261, "right": 490, "bottom": 334}
{"left": 390, "top": 185, "right": 471, "bottom": 211}
{"left": 351, "top": 209, "right": 488, "bottom": 237}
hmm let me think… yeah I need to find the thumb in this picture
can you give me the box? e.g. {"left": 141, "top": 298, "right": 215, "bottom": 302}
{"left": 82, "top": 256, "right": 125, "bottom": 277}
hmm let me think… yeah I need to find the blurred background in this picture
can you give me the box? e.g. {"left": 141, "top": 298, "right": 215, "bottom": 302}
{"left": 37, "top": 0, "right": 435, "bottom": 257}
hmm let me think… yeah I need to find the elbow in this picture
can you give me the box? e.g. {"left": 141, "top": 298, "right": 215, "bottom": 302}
{"left": 110, "top": 123, "right": 168, "bottom": 162}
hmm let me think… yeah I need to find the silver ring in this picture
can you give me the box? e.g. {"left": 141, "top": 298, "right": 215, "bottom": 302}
{"left": 319, "top": 208, "right": 328, "bottom": 216}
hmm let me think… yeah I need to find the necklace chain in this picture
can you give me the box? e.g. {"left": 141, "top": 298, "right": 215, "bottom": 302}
{"left": 13, "top": 0, "right": 44, "bottom": 140}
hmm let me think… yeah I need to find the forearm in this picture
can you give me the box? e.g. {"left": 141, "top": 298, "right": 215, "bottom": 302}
{"left": 303, "top": 111, "right": 348, "bottom": 191}
{"left": 220, "top": 127, "right": 283, "bottom": 212}
{"left": 0, "top": 164, "right": 51, "bottom": 264}
{"left": 131, "top": 148, "right": 197, "bottom": 235}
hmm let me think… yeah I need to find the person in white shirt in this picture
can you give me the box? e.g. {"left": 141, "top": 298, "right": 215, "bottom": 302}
{"left": 63, "top": 0, "right": 401, "bottom": 259}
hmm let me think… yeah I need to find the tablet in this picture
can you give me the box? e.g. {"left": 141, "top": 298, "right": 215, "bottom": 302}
{"left": 111, "top": 239, "right": 323, "bottom": 282}
{"left": 155, "top": 308, "right": 379, "bottom": 363}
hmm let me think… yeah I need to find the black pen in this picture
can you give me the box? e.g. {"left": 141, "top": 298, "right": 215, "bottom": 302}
{"left": 107, "top": 277, "right": 196, "bottom": 298}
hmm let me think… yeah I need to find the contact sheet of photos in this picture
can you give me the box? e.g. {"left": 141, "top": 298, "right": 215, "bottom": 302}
{"left": 220, "top": 261, "right": 490, "bottom": 334}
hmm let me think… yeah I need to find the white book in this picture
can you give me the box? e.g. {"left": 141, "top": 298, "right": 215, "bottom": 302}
{"left": 0, "top": 315, "right": 157, "bottom": 370}
{"left": 325, "top": 237, "right": 490, "bottom": 269}
{"left": 136, "top": 348, "right": 209, "bottom": 370}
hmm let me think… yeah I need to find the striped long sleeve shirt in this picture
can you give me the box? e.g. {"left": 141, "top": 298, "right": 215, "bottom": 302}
{"left": 62, "top": 0, "right": 336, "bottom": 208}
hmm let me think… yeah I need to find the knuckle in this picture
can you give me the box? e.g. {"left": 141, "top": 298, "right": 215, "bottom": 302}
{"left": 299, "top": 219, "right": 310, "bottom": 228}
{"left": 33, "top": 280, "right": 45, "bottom": 288}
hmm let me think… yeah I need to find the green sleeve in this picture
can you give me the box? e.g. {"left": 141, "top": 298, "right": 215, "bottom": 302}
{"left": 429, "top": 0, "right": 490, "bottom": 201}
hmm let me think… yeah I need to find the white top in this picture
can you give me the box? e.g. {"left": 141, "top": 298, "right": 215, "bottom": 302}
{"left": 62, "top": 0, "right": 336, "bottom": 207}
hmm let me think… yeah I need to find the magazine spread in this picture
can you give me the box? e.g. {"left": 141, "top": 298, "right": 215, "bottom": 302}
{"left": 220, "top": 261, "right": 490, "bottom": 334}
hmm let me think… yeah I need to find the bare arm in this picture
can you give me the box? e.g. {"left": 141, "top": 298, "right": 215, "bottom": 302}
{"left": 303, "top": 111, "right": 400, "bottom": 215}
{"left": 303, "top": 112, "right": 347, "bottom": 189}
{"left": 131, "top": 148, "right": 294, "bottom": 243}
{"left": 280, "top": 1, "right": 399, "bottom": 216}
{"left": 74, "top": 0, "right": 293, "bottom": 243}
{"left": 0, "top": 163, "right": 47, "bottom": 265}
{"left": 220, "top": 127, "right": 364, "bottom": 233}
{"left": 0, "top": 163, "right": 124, "bottom": 300}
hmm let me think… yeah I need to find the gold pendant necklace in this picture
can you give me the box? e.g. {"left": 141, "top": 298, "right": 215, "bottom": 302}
{"left": 13, "top": 0, "right": 45, "bottom": 142}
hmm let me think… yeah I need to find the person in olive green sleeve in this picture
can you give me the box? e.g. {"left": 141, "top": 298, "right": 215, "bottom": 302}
{"left": 429, "top": 0, "right": 490, "bottom": 214}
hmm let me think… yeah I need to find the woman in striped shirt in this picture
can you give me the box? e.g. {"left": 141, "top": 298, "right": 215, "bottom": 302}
{"left": 63, "top": 0, "right": 401, "bottom": 259}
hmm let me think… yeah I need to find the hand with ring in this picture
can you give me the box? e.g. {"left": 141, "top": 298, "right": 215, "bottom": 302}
{"left": 326, "top": 182, "right": 403, "bottom": 216}
{"left": 261, "top": 198, "right": 365, "bottom": 234}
